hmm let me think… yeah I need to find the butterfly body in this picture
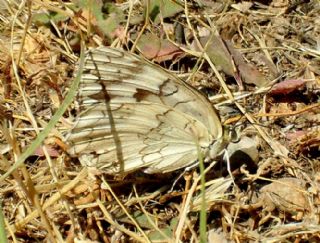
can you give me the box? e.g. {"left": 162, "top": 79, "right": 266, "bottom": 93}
{"left": 67, "top": 47, "right": 224, "bottom": 174}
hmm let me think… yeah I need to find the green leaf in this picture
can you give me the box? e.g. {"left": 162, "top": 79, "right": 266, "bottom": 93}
{"left": 146, "top": 0, "right": 184, "bottom": 23}
{"left": 32, "top": 11, "right": 69, "bottom": 26}
{"left": 75, "top": 0, "right": 125, "bottom": 39}
{"left": 32, "top": 13, "right": 51, "bottom": 25}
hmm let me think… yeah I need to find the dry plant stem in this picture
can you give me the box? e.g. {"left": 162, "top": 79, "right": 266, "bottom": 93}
{"left": 51, "top": 223, "right": 64, "bottom": 242}
{"left": 5, "top": 217, "right": 17, "bottom": 243}
{"left": 1, "top": 124, "right": 29, "bottom": 201}
{"left": 42, "top": 148, "right": 78, "bottom": 232}
{"left": 220, "top": 206, "right": 234, "bottom": 236}
{"left": 175, "top": 162, "right": 217, "bottom": 242}
{"left": 9, "top": 1, "right": 56, "bottom": 240}
{"left": 101, "top": 178, "right": 150, "bottom": 242}
{"left": 86, "top": 0, "right": 92, "bottom": 37}
{"left": 10, "top": 0, "right": 37, "bottom": 137}
{"left": 230, "top": 202, "right": 240, "bottom": 239}
{"left": 284, "top": 43, "right": 320, "bottom": 59}
{"left": 133, "top": 185, "right": 173, "bottom": 242}
{"left": 96, "top": 206, "right": 146, "bottom": 242}
{"left": 182, "top": 173, "right": 192, "bottom": 207}
{"left": 245, "top": 27, "right": 274, "bottom": 65}
{"left": 174, "top": 172, "right": 199, "bottom": 242}
{"left": 172, "top": 203, "right": 198, "bottom": 242}
{"left": 224, "top": 102, "right": 319, "bottom": 125}
{"left": 14, "top": 168, "right": 88, "bottom": 230}
{"left": 183, "top": 1, "right": 204, "bottom": 54}
{"left": 210, "top": 84, "right": 276, "bottom": 104}
{"left": 16, "top": 0, "right": 31, "bottom": 67}
{"left": 261, "top": 223, "right": 320, "bottom": 242}
{"left": 125, "top": 185, "right": 169, "bottom": 206}
{"left": 33, "top": 0, "right": 74, "bottom": 18}
{"left": 14, "top": 0, "right": 75, "bottom": 237}
{"left": 23, "top": 171, "right": 56, "bottom": 241}
{"left": 92, "top": 193, "right": 147, "bottom": 242}
{"left": 186, "top": 219, "right": 198, "bottom": 243}
{"left": 258, "top": 103, "right": 320, "bottom": 117}
{"left": 131, "top": 0, "right": 149, "bottom": 52}
{"left": 123, "top": 0, "right": 134, "bottom": 47}
{"left": 179, "top": 19, "right": 208, "bottom": 83}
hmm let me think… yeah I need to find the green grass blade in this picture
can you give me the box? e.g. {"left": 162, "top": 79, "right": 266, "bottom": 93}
{"left": 0, "top": 202, "right": 8, "bottom": 243}
{"left": 197, "top": 144, "right": 207, "bottom": 243}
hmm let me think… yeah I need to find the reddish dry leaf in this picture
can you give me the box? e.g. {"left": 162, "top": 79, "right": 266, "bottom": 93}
{"left": 137, "top": 33, "right": 183, "bottom": 62}
{"left": 112, "top": 25, "right": 126, "bottom": 41}
{"left": 224, "top": 40, "right": 269, "bottom": 87}
{"left": 201, "top": 35, "right": 269, "bottom": 88}
{"left": 285, "top": 130, "right": 307, "bottom": 141}
{"left": 34, "top": 145, "right": 60, "bottom": 157}
{"left": 269, "top": 79, "right": 307, "bottom": 95}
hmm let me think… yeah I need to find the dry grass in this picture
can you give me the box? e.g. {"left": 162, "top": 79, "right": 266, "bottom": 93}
{"left": 0, "top": 0, "right": 319, "bottom": 242}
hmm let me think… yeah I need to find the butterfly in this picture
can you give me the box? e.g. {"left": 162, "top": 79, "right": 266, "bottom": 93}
{"left": 66, "top": 47, "right": 225, "bottom": 174}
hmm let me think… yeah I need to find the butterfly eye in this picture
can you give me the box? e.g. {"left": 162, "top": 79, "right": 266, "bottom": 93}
{"left": 226, "top": 125, "right": 241, "bottom": 143}
{"left": 67, "top": 47, "right": 225, "bottom": 174}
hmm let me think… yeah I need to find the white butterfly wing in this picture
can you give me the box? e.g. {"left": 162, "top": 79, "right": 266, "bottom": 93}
{"left": 67, "top": 47, "right": 223, "bottom": 173}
